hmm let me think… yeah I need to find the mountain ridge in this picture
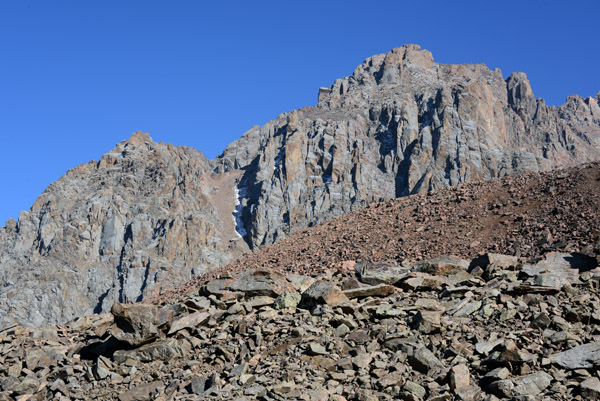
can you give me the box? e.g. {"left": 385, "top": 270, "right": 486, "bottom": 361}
{"left": 1, "top": 44, "right": 599, "bottom": 327}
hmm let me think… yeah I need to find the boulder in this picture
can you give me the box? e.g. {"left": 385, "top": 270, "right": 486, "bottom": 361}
{"left": 110, "top": 302, "right": 172, "bottom": 347}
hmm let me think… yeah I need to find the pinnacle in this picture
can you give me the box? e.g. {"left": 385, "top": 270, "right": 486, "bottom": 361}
{"left": 126, "top": 130, "right": 153, "bottom": 146}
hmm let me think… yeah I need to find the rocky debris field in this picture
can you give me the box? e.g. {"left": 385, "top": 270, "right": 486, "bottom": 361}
{"left": 1, "top": 247, "right": 600, "bottom": 400}
{"left": 161, "top": 162, "right": 600, "bottom": 302}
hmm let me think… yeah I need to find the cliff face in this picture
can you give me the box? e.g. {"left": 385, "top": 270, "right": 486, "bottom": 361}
{"left": 0, "top": 133, "right": 248, "bottom": 326}
{"left": 1, "top": 45, "right": 599, "bottom": 327}
{"left": 215, "top": 44, "right": 600, "bottom": 249}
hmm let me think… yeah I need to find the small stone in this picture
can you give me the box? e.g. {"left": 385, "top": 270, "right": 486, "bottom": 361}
{"left": 244, "top": 296, "right": 275, "bottom": 308}
{"left": 229, "top": 362, "right": 249, "bottom": 378}
{"left": 548, "top": 342, "right": 600, "bottom": 369}
{"left": 475, "top": 338, "right": 503, "bottom": 355}
{"left": 450, "top": 364, "right": 470, "bottom": 389}
{"left": 378, "top": 371, "right": 403, "bottom": 388}
{"left": 308, "top": 342, "right": 328, "bottom": 356}
{"left": 274, "top": 292, "right": 301, "bottom": 309}
{"left": 511, "top": 371, "right": 552, "bottom": 396}
{"left": 118, "top": 381, "right": 164, "bottom": 401}
{"left": 110, "top": 302, "right": 172, "bottom": 347}
{"left": 403, "top": 381, "right": 426, "bottom": 398}
{"left": 113, "top": 339, "right": 184, "bottom": 363}
{"left": 485, "top": 367, "right": 510, "bottom": 381}
{"left": 454, "top": 385, "right": 482, "bottom": 401}
{"left": 453, "top": 300, "right": 482, "bottom": 317}
{"left": 531, "top": 312, "right": 551, "bottom": 328}
{"left": 488, "top": 379, "right": 514, "bottom": 398}
{"left": 410, "top": 347, "right": 444, "bottom": 374}
{"left": 335, "top": 323, "right": 350, "bottom": 337}
{"left": 188, "top": 376, "right": 208, "bottom": 396}
{"left": 580, "top": 377, "right": 600, "bottom": 400}
{"left": 13, "top": 377, "right": 39, "bottom": 396}
{"left": 412, "top": 310, "right": 442, "bottom": 334}
{"left": 353, "top": 351, "right": 373, "bottom": 370}
{"left": 273, "top": 381, "right": 296, "bottom": 395}
{"left": 167, "top": 311, "right": 209, "bottom": 335}
{"left": 347, "top": 330, "right": 370, "bottom": 344}
{"left": 343, "top": 284, "right": 396, "bottom": 298}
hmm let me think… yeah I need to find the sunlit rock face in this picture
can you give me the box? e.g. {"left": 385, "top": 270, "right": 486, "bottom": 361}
{"left": 215, "top": 44, "right": 600, "bottom": 249}
{"left": 1, "top": 45, "right": 599, "bottom": 327}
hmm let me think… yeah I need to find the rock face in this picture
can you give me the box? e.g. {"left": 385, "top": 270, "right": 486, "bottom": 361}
{"left": 1, "top": 44, "right": 600, "bottom": 327}
{"left": 216, "top": 44, "right": 600, "bottom": 249}
{"left": 0, "top": 132, "right": 249, "bottom": 326}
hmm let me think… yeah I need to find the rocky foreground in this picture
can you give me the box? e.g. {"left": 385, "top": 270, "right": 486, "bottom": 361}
{"left": 1, "top": 248, "right": 600, "bottom": 400}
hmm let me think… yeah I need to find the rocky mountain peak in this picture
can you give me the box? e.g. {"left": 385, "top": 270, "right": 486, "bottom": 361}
{"left": 0, "top": 133, "right": 246, "bottom": 326}
{"left": 220, "top": 45, "right": 599, "bottom": 250}
{"left": 1, "top": 45, "right": 599, "bottom": 327}
{"left": 126, "top": 130, "right": 152, "bottom": 146}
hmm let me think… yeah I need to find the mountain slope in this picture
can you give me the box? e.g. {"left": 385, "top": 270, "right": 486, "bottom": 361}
{"left": 1, "top": 44, "right": 599, "bottom": 327}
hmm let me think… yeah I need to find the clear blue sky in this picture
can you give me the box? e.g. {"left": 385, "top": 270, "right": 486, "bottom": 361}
{"left": 0, "top": 1, "right": 599, "bottom": 225}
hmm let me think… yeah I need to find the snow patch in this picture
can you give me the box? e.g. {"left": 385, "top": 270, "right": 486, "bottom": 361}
{"left": 233, "top": 185, "right": 247, "bottom": 239}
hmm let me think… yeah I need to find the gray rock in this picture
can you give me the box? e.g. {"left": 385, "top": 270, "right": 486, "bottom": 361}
{"left": 118, "top": 381, "right": 164, "bottom": 401}
{"left": 205, "top": 269, "right": 296, "bottom": 298}
{"left": 110, "top": 302, "right": 172, "bottom": 347}
{"left": 580, "top": 377, "right": 600, "bottom": 400}
{"left": 511, "top": 371, "right": 552, "bottom": 396}
{"left": 450, "top": 364, "right": 470, "bottom": 389}
{"left": 546, "top": 342, "right": 600, "bottom": 369}
{"left": 274, "top": 292, "right": 301, "bottom": 309}
{"left": 343, "top": 283, "right": 396, "bottom": 298}
{"left": 113, "top": 339, "right": 184, "bottom": 363}
{"left": 412, "top": 310, "right": 442, "bottom": 334}
{"left": 410, "top": 347, "right": 444, "bottom": 374}
{"left": 403, "top": 380, "right": 426, "bottom": 398}
{"left": 167, "top": 310, "right": 209, "bottom": 335}
{"left": 355, "top": 262, "right": 411, "bottom": 285}
{"left": 308, "top": 342, "right": 328, "bottom": 356}
{"left": 488, "top": 379, "right": 514, "bottom": 398}
{"left": 12, "top": 377, "right": 39, "bottom": 396}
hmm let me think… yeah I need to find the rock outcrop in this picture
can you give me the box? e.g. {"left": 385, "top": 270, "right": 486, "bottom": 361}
{"left": 1, "top": 45, "right": 600, "bottom": 327}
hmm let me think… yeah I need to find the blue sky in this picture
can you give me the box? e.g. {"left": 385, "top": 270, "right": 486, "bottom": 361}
{"left": 0, "top": 1, "right": 599, "bottom": 224}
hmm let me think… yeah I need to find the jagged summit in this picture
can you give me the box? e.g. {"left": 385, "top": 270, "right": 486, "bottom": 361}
{"left": 217, "top": 45, "right": 600, "bottom": 249}
{"left": 1, "top": 45, "right": 599, "bottom": 327}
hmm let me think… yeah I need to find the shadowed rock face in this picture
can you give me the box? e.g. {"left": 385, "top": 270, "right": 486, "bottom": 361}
{"left": 1, "top": 45, "right": 599, "bottom": 327}
{"left": 214, "top": 44, "right": 600, "bottom": 249}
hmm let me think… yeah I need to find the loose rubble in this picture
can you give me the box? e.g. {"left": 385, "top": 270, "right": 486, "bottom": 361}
{"left": 1, "top": 247, "right": 599, "bottom": 400}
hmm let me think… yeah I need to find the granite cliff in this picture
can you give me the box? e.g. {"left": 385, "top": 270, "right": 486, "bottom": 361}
{"left": 1, "top": 44, "right": 599, "bottom": 327}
